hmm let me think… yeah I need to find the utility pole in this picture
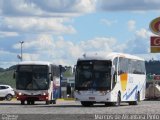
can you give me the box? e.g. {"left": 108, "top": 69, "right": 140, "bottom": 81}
{"left": 20, "top": 41, "right": 24, "bottom": 61}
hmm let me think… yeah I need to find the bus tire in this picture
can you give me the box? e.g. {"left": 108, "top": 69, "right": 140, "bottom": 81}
{"left": 81, "top": 101, "right": 93, "bottom": 107}
{"left": 46, "top": 100, "right": 50, "bottom": 105}
{"left": 51, "top": 100, "right": 56, "bottom": 104}
{"left": 27, "top": 100, "right": 31, "bottom": 105}
{"left": 31, "top": 100, "right": 35, "bottom": 105}
{"left": 129, "top": 92, "right": 140, "bottom": 105}
{"left": 21, "top": 100, "right": 25, "bottom": 105}
{"left": 115, "top": 93, "right": 121, "bottom": 106}
{"left": 137, "top": 92, "right": 140, "bottom": 102}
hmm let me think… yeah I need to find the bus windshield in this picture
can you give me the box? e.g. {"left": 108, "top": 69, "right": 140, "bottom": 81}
{"left": 75, "top": 60, "right": 112, "bottom": 91}
{"left": 16, "top": 65, "right": 49, "bottom": 90}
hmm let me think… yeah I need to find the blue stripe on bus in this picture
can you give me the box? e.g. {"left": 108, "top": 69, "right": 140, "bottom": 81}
{"left": 123, "top": 85, "right": 138, "bottom": 100}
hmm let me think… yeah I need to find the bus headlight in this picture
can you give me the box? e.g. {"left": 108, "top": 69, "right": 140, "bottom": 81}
{"left": 42, "top": 92, "right": 48, "bottom": 96}
{"left": 100, "top": 91, "right": 108, "bottom": 95}
{"left": 18, "top": 92, "right": 22, "bottom": 95}
{"left": 106, "top": 90, "right": 110, "bottom": 93}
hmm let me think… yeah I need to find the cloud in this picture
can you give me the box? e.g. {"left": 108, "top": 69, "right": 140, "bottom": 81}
{"left": 135, "top": 28, "right": 153, "bottom": 39}
{"left": 12, "top": 35, "right": 118, "bottom": 66}
{"left": 100, "top": 19, "right": 117, "bottom": 26}
{"left": 2, "top": 0, "right": 160, "bottom": 17}
{"left": 125, "top": 38, "right": 148, "bottom": 54}
{"left": 97, "top": 0, "right": 160, "bottom": 11}
{"left": 1, "top": 0, "right": 160, "bottom": 69}
{"left": 0, "top": 31, "right": 19, "bottom": 37}
{"left": 0, "top": 0, "right": 95, "bottom": 36}
{"left": 127, "top": 20, "right": 136, "bottom": 31}
{"left": 0, "top": 27, "right": 157, "bottom": 68}
{"left": 0, "top": 17, "right": 76, "bottom": 35}
{"left": 0, "top": 0, "right": 2, "bottom": 14}
{"left": 32, "top": 0, "right": 95, "bottom": 13}
{"left": 80, "top": 37, "right": 117, "bottom": 52}
{"left": 123, "top": 28, "right": 151, "bottom": 54}
{"left": 13, "top": 34, "right": 55, "bottom": 56}
{"left": 12, "top": 35, "right": 80, "bottom": 65}
{"left": 1, "top": 0, "right": 96, "bottom": 17}
{"left": 10, "top": 30, "right": 153, "bottom": 66}
{"left": 1, "top": 0, "right": 42, "bottom": 17}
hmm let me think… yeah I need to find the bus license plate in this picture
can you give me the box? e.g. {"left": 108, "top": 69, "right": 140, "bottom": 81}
{"left": 89, "top": 97, "right": 95, "bottom": 100}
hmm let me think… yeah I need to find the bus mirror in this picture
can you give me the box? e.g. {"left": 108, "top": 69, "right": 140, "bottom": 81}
{"left": 49, "top": 73, "right": 53, "bottom": 81}
{"left": 73, "top": 65, "right": 76, "bottom": 74}
{"left": 111, "top": 66, "right": 115, "bottom": 76}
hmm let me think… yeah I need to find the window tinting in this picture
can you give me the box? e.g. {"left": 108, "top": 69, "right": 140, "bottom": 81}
{"left": 52, "top": 65, "right": 60, "bottom": 77}
{"left": 0, "top": 86, "right": 7, "bottom": 89}
{"left": 118, "top": 57, "right": 145, "bottom": 75}
{"left": 119, "top": 57, "right": 128, "bottom": 74}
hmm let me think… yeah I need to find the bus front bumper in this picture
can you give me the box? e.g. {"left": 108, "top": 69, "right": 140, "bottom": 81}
{"left": 16, "top": 94, "right": 48, "bottom": 101}
{"left": 74, "top": 91, "right": 113, "bottom": 102}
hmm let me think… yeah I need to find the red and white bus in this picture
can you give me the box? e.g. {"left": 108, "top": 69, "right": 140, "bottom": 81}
{"left": 14, "top": 61, "right": 60, "bottom": 105}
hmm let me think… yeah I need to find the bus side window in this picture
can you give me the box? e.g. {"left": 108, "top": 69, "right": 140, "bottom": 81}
{"left": 132, "top": 60, "right": 138, "bottom": 74}
{"left": 140, "top": 61, "right": 146, "bottom": 74}
{"left": 128, "top": 59, "right": 132, "bottom": 74}
{"left": 128, "top": 59, "right": 145, "bottom": 74}
{"left": 118, "top": 57, "right": 128, "bottom": 75}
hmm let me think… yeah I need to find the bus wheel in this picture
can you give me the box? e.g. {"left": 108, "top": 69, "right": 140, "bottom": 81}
{"left": 129, "top": 92, "right": 140, "bottom": 105}
{"left": 27, "top": 100, "right": 31, "bottom": 105}
{"left": 31, "top": 100, "right": 35, "bottom": 105}
{"left": 81, "top": 101, "right": 93, "bottom": 107}
{"left": 51, "top": 100, "right": 56, "bottom": 104}
{"left": 21, "top": 100, "right": 25, "bottom": 105}
{"left": 115, "top": 93, "right": 121, "bottom": 106}
{"left": 46, "top": 100, "right": 50, "bottom": 105}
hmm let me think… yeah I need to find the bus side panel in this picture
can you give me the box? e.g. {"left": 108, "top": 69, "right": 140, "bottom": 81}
{"left": 48, "top": 80, "right": 53, "bottom": 100}
{"left": 121, "top": 74, "right": 146, "bottom": 102}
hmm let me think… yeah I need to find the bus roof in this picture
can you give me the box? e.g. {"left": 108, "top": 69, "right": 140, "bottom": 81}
{"left": 78, "top": 52, "right": 145, "bottom": 61}
{"left": 17, "top": 61, "right": 53, "bottom": 66}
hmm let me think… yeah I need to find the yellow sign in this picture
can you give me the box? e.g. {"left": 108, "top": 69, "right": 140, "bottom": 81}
{"left": 150, "top": 47, "right": 160, "bottom": 53}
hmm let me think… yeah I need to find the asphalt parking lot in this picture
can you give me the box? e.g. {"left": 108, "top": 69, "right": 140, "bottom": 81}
{"left": 0, "top": 100, "right": 159, "bottom": 120}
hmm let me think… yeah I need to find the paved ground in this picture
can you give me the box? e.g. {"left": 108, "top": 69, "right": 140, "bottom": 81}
{"left": 0, "top": 100, "right": 159, "bottom": 120}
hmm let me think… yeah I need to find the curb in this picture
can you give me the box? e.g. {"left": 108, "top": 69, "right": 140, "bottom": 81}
{"left": 57, "top": 98, "right": 75, "bottom": 101}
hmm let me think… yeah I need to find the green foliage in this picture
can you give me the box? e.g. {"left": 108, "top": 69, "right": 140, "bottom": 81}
{"left": 0, "top": 70, "right": 16, "bottom": 88}
{"left": 63, "top": 70, "right": 73, "bottom": 77}
{"left": 145, "top": 60, "right": 160, "bottom": 74}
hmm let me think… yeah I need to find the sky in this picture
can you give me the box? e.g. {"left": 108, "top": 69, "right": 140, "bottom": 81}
{"left": 0, "top": 0, "right": 160, "bottom": 68}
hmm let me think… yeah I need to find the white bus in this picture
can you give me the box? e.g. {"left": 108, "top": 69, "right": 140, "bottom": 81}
{"left": 14, "top": 61, "right": 60, "bottom": 105}
{"left": 74, "top": 52, "right": 146, "bottom": 106}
